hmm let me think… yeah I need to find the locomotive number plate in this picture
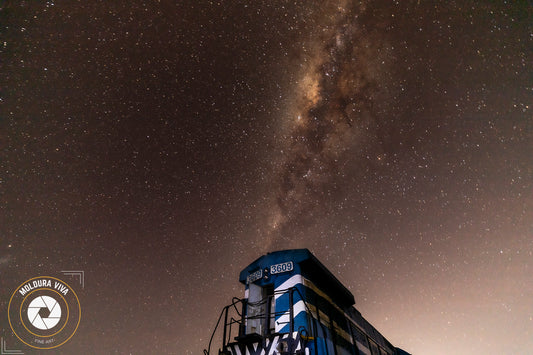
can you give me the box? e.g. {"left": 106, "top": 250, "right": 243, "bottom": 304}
{"left": 247, "top": 269, "right": 263, "bottom": 284}
{"left": 270, "top": 261, "right": 293, "bottom": 275}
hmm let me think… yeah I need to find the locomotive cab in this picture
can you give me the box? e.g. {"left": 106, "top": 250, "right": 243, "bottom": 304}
{"left": 204, "top": 249, "right": 410, "bottom": 355}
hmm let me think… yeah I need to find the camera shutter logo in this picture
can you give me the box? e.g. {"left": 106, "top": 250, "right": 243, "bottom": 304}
{"left": 8, "top": 276, "right": 81, "bottom": 350}
{"left": 27, "top": 295, "right": 62, "bottom": 330}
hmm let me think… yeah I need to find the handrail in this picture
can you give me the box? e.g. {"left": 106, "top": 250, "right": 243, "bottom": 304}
{"left": 205, "top": 286, "right": 318, "bottom": 355}
{"left": 203, "top": 298, "right": 244, "bottom": 355}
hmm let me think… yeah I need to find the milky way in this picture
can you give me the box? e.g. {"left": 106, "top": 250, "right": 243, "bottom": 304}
{"left": 1, "top": 1, "right": 531, "bottom": 354}
{"left": 265, "top": 1, "right": 398, "bottom": 251}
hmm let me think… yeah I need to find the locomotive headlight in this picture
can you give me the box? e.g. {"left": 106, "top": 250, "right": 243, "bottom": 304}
{"left": 263, "top": 267, "right": 270, "bottom": 280}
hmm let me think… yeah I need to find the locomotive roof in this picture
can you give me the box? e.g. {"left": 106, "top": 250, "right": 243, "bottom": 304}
{"left": 239, "top": 248, "right": 355, "bottom": 307}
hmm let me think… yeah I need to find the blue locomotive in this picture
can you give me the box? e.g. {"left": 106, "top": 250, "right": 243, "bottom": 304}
{"left": 205, "top": 249, "right": 410, "bottom": 355}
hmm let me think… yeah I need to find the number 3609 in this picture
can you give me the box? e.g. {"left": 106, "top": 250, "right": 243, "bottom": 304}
{"left": 270, "top": 261, "right": 293, "bottom": 275}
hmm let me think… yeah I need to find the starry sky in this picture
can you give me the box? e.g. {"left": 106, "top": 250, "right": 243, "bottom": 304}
{"left": 0, "top": 0, "right": 531, "bottom": 354}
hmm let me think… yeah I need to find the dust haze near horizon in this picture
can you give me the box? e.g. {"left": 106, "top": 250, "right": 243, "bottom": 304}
{"left": 1, "top": 1, "right": 532, "bottom": 354}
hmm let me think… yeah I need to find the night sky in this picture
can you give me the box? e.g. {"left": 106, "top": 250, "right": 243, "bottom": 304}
{"left": 1, "top": 1, "right": 532, "bottom": 354}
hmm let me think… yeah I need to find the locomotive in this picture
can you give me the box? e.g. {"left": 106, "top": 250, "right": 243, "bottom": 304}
{"left": 205, "top": 249, "right": 410, "bottom": 355}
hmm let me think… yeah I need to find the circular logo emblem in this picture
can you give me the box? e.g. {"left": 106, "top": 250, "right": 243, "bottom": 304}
{"left": 27, "top": 295, "right": 62, "bottom": 330}
{"left": 8, "top": 276, "right": 81, "bottom": 349}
